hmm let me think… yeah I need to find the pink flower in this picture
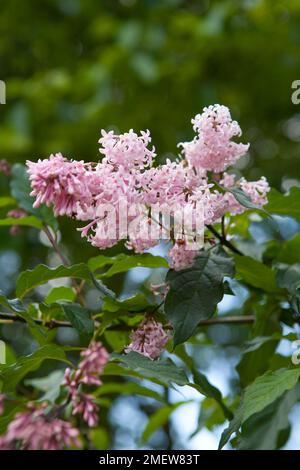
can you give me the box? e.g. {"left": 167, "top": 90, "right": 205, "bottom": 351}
{"left": 78, "top": 342, "right": 109, "bottom": 385}
{"left": 180, "top": 105, "right": 249, "bottom": 173}
{"left": 99, "top": 129, "right": 155, "bottom": 171}
{"left": 63, "top": 342, "right": 109, "bottom": 428}
{"left": 168, "top": 240, "right": 199, "bottom": 271}
{"left": 72, "top": 393, "right": 99, "bottom": 427}
{"left": 125, "top": 319, "right": 169, "bottom": 360}
{"left": 27, "top": 153, "right": 93, "bottom": 217}
{"left": 0, "top": 403, "right": 80, "bottom": 450}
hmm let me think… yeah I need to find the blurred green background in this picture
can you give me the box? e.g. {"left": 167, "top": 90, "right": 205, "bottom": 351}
{"left": 1, "top": 0, "right": 300, "bottom": 186}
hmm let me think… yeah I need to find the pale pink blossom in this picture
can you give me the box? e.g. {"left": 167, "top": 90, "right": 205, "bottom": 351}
{"left": 180, "top": 105, "right": 249, "bottom": 173}
{"left": 27, "top": 153, "right": 93, "bottom": 217}
{"left": 99, "top": 129, "right": 155, "bottom": 171}
{"left": 125, "top": 319, "right": 169, "bottom": 359}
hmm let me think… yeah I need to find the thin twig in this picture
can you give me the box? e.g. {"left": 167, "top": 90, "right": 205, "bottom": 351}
{"left": 42, "top": 225, "right": 86, "bottom": 305}
{"left": 0, "top": 311, "right": 256, "bottom": 329}
{"left": 206, "top": 224, "right": 243, "bottom": 256}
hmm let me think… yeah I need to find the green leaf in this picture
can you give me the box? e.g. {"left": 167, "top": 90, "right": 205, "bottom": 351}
{"left": 265, "top": 187, "right": 300, "bottom": 220}
{"left": 141, "top": 402, "right": 186, "bottom": 443}
{"left": 96, "top": 381, "right": 164, "bottom": 402}
{"left": 0, "top": 294, "right": 49, "bottom": 344}
{"left": 101, "top": 253, "right": 169, "bottom": 277}
{"left": 10, "top": 163, "right": 57, "bottom": 230}
{"left": 0, "top": 196, "right": 16, "bottom": 208}
{"left": 165, "top": 248, "right": 234, "bottom": 346}
{"left": 16, "top": 263, "right": 91, "bottom": 298}
{"left": 236, "top": 302, "right": 283, "bottom": 387}
{"left": 109, "top": 352, "right": 189, "bottom": 387}
{"left": 219, "top": 368, "right": 300, "bottom": 449}
{"left": 102, "top": 294, "right": 150, "bottom": 313}
{"left": 229, "top": 187, "right": 264, "bottom": 211}
{"left": 89, "top": 253, "right": 168, "bottom": 276}
{"left": 61, "top": 303, "right": 94, "bottom": 341}
{"left": 218, "top": 404, "right": 243, "bottom": 449}
{"left": 25, "top": 370, "right": 65, "bottom": 403}
{"left": 234, "top": 254, "right": 279, "bottom": 293}
{"left": 277, "top": 264, "right": 300, "bottom": 313}
{"left": 104, "top": 330, "right": 130, "bottom": 352}
{"left": 0, "top": 216, "right": 43, "bottom": 229}
{"left": 243, "top": 368, "right": 300, "bottom": 422}
{"left": 87, "top": 255, "right": 115, "bottom": 272}
{"left": 238, "top": 384, "right": 300, "bottom": 450}
{"left": 45, "top": 286, "right": 76, "bottom": 304}
{"left": 276, "top": 233, "right": 300, "bottom": 264}
{"left": 0, "top": 345, "right": 70, "bottom": 392}
{"left": 192, "top": 369, "right": 232, "bottom": 420}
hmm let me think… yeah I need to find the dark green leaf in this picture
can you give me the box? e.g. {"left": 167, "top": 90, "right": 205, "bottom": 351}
{"left": 110, "top": 352, "right": 189, "bottom": 387}
{"left": 16, "top": 263, "right": 91, "bottom": 298}
{"left": 165, "top": 249, "right": 234, "bottom": 346}
{"left": 62, "top": 303, "right": 94, "bottom": 341}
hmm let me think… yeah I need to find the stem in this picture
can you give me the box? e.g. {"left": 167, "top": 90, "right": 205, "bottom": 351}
{"left": 42, "top": 225, "right": 86, "bottom": 305}
{"left": 221, "top": 216, "right": 226, "bottom": 240}
{"left": 0, "top": 311, "right": 256, "bottom": 329}
{"left": 206, "top": 224, "right": 243, "bottom": 256}
{"left": 43, "top": 226, "right": 69, "bottom": 266}
{"left": 0, "top": 312, "right": 72, "bottom": 329}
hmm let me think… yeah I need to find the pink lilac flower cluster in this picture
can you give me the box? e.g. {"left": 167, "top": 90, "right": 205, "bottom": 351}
{"left": 27, "top": 105, "right": 270, "bottom": 271}
{"left": 64, "top": 342, "right": 109, "bottom": 427}
{"left": 0, "top": 402, "right": 80, "bottom": 450}
{"left": 0, "top": 343, "right": 108, "bottom": 450}
{"left": 125, "top": 318, "right": 169, "bottom": 360}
